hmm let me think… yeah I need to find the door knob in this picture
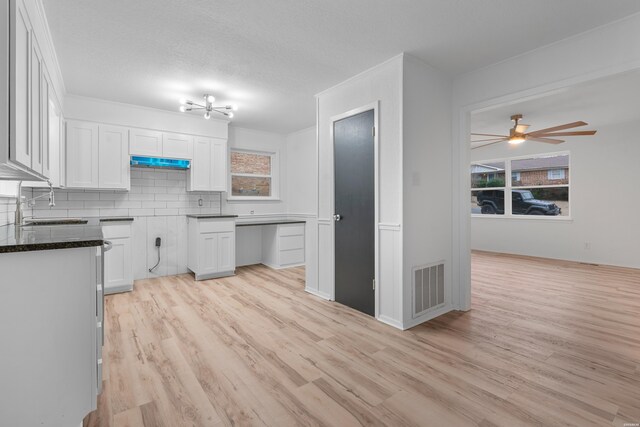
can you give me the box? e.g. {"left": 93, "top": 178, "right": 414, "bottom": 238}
{"left": 333, "top": 214, "right": 342, "bottom": 222}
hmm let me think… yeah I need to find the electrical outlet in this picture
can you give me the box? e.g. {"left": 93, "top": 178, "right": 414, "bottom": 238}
{"left": 198, "top": 198, "right": 203, "bottom": 207}
{"left": 250, "top": 210, "right": 254, "bottom": 215}
{"left": 584, "top": 242, "right": 591, "bottom": 250}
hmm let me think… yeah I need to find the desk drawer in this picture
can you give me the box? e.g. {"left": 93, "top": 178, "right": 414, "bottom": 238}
{"left": 278, "top": 224, "right": 304, "bottom": 237}
{"left": 199, "top": 219, "right": 235, "bottom": 233}
{"left": 280, "top": 248, "right": 304, "bottom": 266}
{"left": 280, "top": 235, "right": 304, "bottom": 251}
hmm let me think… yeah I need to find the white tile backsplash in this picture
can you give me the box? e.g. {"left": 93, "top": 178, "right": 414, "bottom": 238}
{"left": 29, "top": 167, "right": 222, "bottom": 219}
{"left": 25, "top": 167, "right": 224, "bottom": 281}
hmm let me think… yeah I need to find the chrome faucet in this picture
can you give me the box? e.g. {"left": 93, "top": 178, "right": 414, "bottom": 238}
{"left": 15, "top": 180, "right": 55, "bottom": 225}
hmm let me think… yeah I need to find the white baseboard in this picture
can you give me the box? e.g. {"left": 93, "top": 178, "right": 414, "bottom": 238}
{"left": 377, "top": 315, "right": 404, "bottom": 330}
{"left": 305, "top": 287, "right": 331, "bottom": 301}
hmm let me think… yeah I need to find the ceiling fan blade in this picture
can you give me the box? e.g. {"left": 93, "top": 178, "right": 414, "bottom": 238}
{"left": 471, "top": 133, "right": 509, "bottom": 138}
{"left": 527, "top": 121, "right": 588, "bottom": 135}
{"left": 471, "top": 139, "right": 508, "bottom": 149}
{"left": 515, "top": 124, "right": 530, "bottom": 133}
{"left": 471, "top": 137, "right": 508, "bottom": 142}
{"left": 526, "top": 137, "right": 565, "bottom": 144}
{"left": 530, "top": 130, "right": 597, "bottom": 137}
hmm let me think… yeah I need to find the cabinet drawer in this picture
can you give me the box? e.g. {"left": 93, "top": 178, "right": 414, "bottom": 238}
{"left": 278, "top": 224, "right": 304, "bottom": 237}
{"left": 279, "top": 235, "right": 304, "bottom": 251}
{"left": 280, "top": 248, "right": 304, "bottom": 266}
{"left": 199, "top": 219, "right": 235, "bottom": 233}
{"left": 101, "top": 224, "right": 131, "bottom": 239}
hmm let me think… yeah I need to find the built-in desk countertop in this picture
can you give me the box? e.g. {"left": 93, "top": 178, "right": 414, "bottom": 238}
{"left": 236, "top": 219, "right": 306, "bottom": 227}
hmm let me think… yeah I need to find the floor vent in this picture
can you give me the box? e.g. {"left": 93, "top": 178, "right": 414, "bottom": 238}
{"left": 413, "top": 263, "right": 445, "bottom": 318}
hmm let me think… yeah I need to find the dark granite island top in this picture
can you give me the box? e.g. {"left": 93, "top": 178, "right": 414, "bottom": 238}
{"left": 0, "top": 223, "right": 105, "bottom": 253}
{"left": 186, "top": 214, "right": 239, "bottom": 219}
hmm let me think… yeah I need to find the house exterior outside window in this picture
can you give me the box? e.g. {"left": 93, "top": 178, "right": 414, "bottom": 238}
{"left": 228, "top": 149, "right": 279, "bottom": 200}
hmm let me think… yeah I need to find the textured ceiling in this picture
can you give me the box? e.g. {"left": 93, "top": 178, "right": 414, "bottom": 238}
{"left": 43, "top": 0, "right": 640, "bottom": 134}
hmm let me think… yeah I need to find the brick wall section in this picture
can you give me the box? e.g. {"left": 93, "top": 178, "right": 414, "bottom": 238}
{"left": 231, "top": 176, "right": 271, "bottom": 197}
{"left": 231, "top": 152, "right": 271, "bottom": 175}
{"left": 514, "top": 168, "right": 569, "bottom": 186}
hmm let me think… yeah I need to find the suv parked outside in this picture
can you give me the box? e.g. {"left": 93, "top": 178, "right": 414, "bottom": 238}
{"left": 476, "top": 189, "right": 561, "bottom": 215}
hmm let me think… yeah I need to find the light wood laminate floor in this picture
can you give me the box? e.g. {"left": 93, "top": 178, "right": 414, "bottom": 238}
{"left": 85, "top": 252, "right": 640, "bottom": 426}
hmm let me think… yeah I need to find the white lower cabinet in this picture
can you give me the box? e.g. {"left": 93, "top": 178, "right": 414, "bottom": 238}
{"left": 102, "top": 222, "right": 133, "bottom": 294}
{"left": 188, "top": 217, "right": 236, "bottom": 280}
{"left": 261, "top": 223, "right": 305, "bottom": 269}
{"left": 0, "top": 246, "right": 101, "bottom": 426}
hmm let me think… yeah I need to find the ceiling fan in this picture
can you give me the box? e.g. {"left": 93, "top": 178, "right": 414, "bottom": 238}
{"left": 471, "top": 114, "right": 597, "bottom": 149}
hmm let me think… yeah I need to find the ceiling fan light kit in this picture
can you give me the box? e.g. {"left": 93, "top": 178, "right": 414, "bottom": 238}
{"left": 471, "top": 114, "right": 597, "bottom": 149}
{"left": 179, "top": 94, "right": 238, "bottom": 120}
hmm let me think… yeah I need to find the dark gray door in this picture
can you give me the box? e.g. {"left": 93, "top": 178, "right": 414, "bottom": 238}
{"left": 334, "top": 109, "right": 375, "bottom": 316}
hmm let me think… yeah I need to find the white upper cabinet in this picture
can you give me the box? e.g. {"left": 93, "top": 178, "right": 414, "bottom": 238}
{"left": 129, "top": 129, "right": 162, "bottom": 156}
{"left": 188, "top": 137, "right": 211, "bottom": 191}
{"left": 187, "top": 137, "right": 227, "bottom": 192}
{"left": 66, "top": 121, "right": 99, "bottom": 188}
{"left": 10, "top": 0, "right": 32, "bottom": 171}
{"left": 99, "top": 125, "right": 130, "bottom": 190}
{"left": 162, "top": 132, "right": 193, "bottom": 159}
{"left": 210, "top": 139, "right": 227, "bottom": 191}
{"left": 66, "top": 121, "right": 129, "bottom": 190}
{"left": 2, "top": 0, "right": 54, "bottom": 181}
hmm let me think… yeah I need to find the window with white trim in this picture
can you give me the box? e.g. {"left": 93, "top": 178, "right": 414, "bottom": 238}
{"left": 471, "top": 153, "right": 570, "bottom": 218}
{"left": 229, "top": 149, "right": 278, "bottom": 199}
{"left": 547, "top": 169, "right": 566, "bottom": 180}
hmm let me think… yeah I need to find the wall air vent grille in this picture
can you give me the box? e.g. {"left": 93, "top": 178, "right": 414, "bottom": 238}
{"left": 413, "top": 263, "right": 445, "bottom": 318}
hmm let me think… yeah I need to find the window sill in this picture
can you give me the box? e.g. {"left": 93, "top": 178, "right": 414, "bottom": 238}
{"left": 226, "top": 196, "right": 281, "bottom": 203}
{"left": 471, "top": 214, "right": 572, "bottom": 222}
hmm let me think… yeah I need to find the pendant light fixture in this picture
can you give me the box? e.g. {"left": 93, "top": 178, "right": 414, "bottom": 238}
{"left": 179, "top": 94, "right": 238, "bottom": 120}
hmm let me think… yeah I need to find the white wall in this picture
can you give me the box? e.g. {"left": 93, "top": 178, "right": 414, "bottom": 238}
{"left": 402, "top": 56, "right": 452, "bottom": 328}
{"left": 286, "top": 126, "right": 316, "bottom": 215}
{"left": 222, "top": 126, "right": 288, "bottom": 216}
{"left": 452, "top": 13, "right": 640, "bottom": 311}
{"left": 470, "top": 121, "right": 640, "bottom": 268}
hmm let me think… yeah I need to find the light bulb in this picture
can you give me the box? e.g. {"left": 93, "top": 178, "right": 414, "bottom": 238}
{"left": 204, "top": 111, "right": 211, "bottom": 120}
{"left": 231, "top": 104, "right": 238, "bottom": 111}
{"left": 227, "top": 112, "right": 234, "bottom": 119}
{"left": 179, "top": 105, "right": 186, "bottom": 113}
{"left": 206, "top": 95, "right": 215, "bottom": 103}
{"left": 179, "top": 98, "right": 187, "bottom": 105}
{"left": 508, "top": 136, "right": 525, "bottom": 144}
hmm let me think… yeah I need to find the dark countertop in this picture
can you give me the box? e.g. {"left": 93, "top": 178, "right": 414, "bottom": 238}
{"left": 236, "top": 219, "right": 306, "bottom": 227}
{"left": 187, "top": 214, "right": 239, "bottom": 219}
{"left": 0, "top": 222, "right": 104, "bottom": 254}
{"left": 99, "top": 217, "right": 135, "bottom": 222}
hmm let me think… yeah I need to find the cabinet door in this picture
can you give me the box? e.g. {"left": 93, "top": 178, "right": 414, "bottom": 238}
{"left": 217, "top": 231, "right": 235, "bottom": 273}
{"left": 9, "top": 0, "right": 32, "bottom": 169}
{"left": 30, "top": 36, "right": 43, "bottom": 174}
{"left": 104, "top": 236, "right": 132, "bottom": 292}
{"left": 66, "top": 121, "right": 99, "bottom": 188}
{"left": 40, "top": 67, "right": 50, "bottom": 178}
{"left": 210, "top": 139, "right": 227, "bottom": 192}
{"left": 129, "top": 129, "right": 162, "bottom": 156}
{"left": 99, "top": 125, "right": 129, "bottom": 189}
{"left": 198, "top": 233, "right": 218, "bottom": 274}
{"left": 162, "top": 132, "right": 193, "bottom": 159}
{"left": 47, "top": 99, "right": 60, "bottom": 187}
{"left": 188, "top": 137, "right": 211, "bottom": 191}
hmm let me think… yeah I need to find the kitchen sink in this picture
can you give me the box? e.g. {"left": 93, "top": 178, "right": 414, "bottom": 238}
{"left": 23, "top": 218, "right": 88, "bottom": 226}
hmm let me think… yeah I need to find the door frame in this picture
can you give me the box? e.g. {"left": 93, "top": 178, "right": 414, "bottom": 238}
{"left": 329, "top": 101, "right": 380, "bottom": 317}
